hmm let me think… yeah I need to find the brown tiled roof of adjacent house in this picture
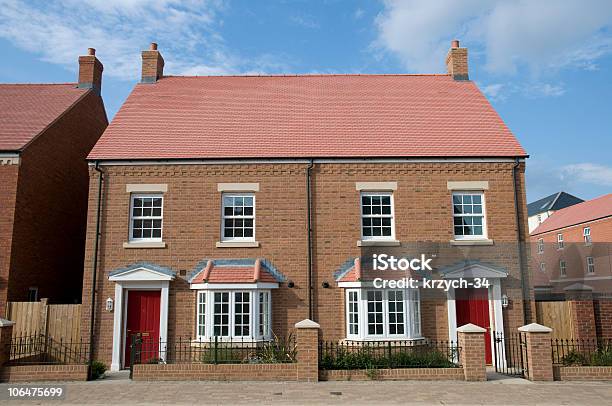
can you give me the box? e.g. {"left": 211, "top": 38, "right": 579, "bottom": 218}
{"left": 531, "top": 194, "right": 612, "bottom": 235}
{"left": 88, "top": 74, "right": 527, "bottom": 160}
{"left": 0, "top": 84, "right": 88, "bottom": 151}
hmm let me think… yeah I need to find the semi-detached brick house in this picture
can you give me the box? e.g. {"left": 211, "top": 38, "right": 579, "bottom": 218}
{"left": 0, "top": 49, "right": 108, "bottom": 313}
{"left": 82, "top": 41, "right": 532, "bottom": 372}
{"left": 530, "top": 194, "right": 612, "bottom": 339}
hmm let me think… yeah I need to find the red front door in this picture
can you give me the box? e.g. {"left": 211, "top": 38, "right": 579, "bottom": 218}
{"left": 455, "top": 288, "right": 492, "bottom": 364}
{"left": 124, "top": 290, "right": 161, "bottom": 367}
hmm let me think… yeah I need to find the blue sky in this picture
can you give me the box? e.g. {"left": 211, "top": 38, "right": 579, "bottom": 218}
{"left": 1, "top": 0, "right": 611, "bottom": 202}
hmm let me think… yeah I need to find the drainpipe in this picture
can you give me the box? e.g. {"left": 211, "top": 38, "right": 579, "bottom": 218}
{"left": 87, "top": 161, "right": 104, "bottom": 379}
{"left": 306, "top": 160, "right": 314, "bottom": 320}
{"left": 512, "top": 158, "right": 530, "bottom": 323}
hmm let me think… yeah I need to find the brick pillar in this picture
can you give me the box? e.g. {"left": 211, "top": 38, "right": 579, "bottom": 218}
{"left": 295, "top": 319, "right": 320, "bottom": 382}
{"left": 519, "top": 323, "right": 553, "bottom": 381}
{"left": 565, "top": 284, "right": 597, "bottom": 341}
{"left": 0, "top": 319, "right": 14, "bottom": 367}
{"left": 457, "top": 323, "right": 487, "bottom": 381}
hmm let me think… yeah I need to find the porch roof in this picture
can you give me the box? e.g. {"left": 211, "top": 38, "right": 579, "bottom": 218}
{"left": 188, "top": 258, "right": 284, "bottom": 284}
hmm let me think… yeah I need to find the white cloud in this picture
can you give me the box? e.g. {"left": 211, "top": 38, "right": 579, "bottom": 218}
{"left": 290, "top": 14, "right": 320, "bottom": 29}
{"left": 374, "top": 0, "right": 612, "bottom": 75}
{"left": 561, "top": 163, "right": 612, "bottom": 187}
{"left": 480, "top": 83, "right": 505, "bottom": 101}
{"left": 354, "top": 8, "right": 365, "bottom": 20}
{"left": 0, "top": 0, "right": 284, "bottom": 80}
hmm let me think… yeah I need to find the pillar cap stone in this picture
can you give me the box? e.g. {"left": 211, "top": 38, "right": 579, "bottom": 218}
{"left": 295, "top": 319, "right": 320, "bottom": 329}
{"left": 518, "top": 323, "right": 552, "bottom": 333}
{"left": 0, "top": 318, "right": 15, "bottom": 327}
{"left": 457, "top": 323, "right": 486, "bottom": 333}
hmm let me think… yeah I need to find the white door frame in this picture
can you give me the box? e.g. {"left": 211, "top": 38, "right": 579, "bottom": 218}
{"left": 442, "top": 262, "right": 507, "bottom": 368}
{"left": 109, "top": 267, "right": 174, "bottom": 371}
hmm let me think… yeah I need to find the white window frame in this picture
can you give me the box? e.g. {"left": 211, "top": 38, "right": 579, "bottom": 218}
{"left": 586, "top": 257, "right": 595, "bottom": 274}
{"left": 537, "top": 214, "right": 542, "bottom": 224}
{"left": 557, "top": 233, "right": 564, "bottom": 250}
{"left": 451, "top": 191, "right": 488, "bottom": 240}
{"left": 360, "top": 191, "right": 395, "bottom": 241}
{"left": 583, "top": 227, "right": 592, "bottom": 245}
{"left": 128, "top": 193, "right": 164, "bottom": 242}
{"left": 221, "top": 193, "right": 256, "bottom": 242}
{"left": 196, "top": 289, "right": 271, "bottom": 341}
{"left": 345, "top": 288, "right": 421, "bottom": 341}
{"left": 537, "top": 238, "right": 544, "bottom": 254}
{"left": 559, "top": 260, "right": 566, "bottom": 277}
{"left": 540, "top": 262, "right": 546, "bottom": 273}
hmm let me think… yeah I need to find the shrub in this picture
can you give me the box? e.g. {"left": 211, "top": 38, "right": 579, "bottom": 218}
{"left": 255, "top": 332, "right": 297, "bottom": 364}
{"left": 589, "top": 347, "right": 612, "bottom": 366}
{"left": 319, "top": 346, "right": 456, "bottom": 370}
{"left": 90, "top": 361, "right": 107, "bottom": 380}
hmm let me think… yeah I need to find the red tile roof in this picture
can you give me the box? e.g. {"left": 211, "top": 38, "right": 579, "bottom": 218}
{"left": 191, "top": 259, "right": 278, "bottom": 284}
{"left": 531, "top": 194, "right": 612, "bottom": 235}
{"left": 0, "top": 84, "right": 88, "bottom": 151}
{"left": 88, "top": 75, "right": 526, "bottom": 160}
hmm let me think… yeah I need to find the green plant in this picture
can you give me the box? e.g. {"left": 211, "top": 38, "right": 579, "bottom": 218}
{"left": 589, "top": 347, "right": 612, "bottom": 366}
{"left": 90, "top": 361, "right": 107, "bottom": 379}
{"left": 365, "top": 363, "right": 380, "bottom": 380}
{"left": 256, "top": 332, "right": 297, "bottom": 364}
{"left": 561, "top": 350, "right": 589, "bottom": 366}
{"left": 319, "top": 346, "right": 456, "bottom": 370}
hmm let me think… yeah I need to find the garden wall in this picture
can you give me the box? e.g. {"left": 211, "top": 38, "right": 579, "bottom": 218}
{"left": 0, "top": 365, "right": 88, "bottom": 383}
{"left": 132, "top": 363, "right": 298, "bottom": 381}
{"left": 553, "top": 366, "right": 612, "bottom": 381}
{"left": 319, "top": 367, "right": 464, "bottom": 381}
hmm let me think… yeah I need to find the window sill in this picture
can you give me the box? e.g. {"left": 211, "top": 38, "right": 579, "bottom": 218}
{"left": 123, "top": 241, "right": 166, "bottom": 249}
{"left": 190, "top": 338, "right": 270, "bottom": 346}
{"left": 216, "top": 241, "right": 260, "bottom": 248}
{"left": 341, "top": 337, "right": 425, "bottom": 344}
{"left": 449, "top": 239, "right": 494, "bottom": 246}
{"left": 357, "top": 240, "right": 401, "bottom": 247}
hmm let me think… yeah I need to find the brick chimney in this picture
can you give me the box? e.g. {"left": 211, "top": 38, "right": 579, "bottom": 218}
{"left": 141, "top": 42, "right": 164, "bottom": 83}
{"left": 78, "top": 48, "right": 103, "bottom": 94}
{"left": 445, "top": 40, "right": 468, "bottom": 80}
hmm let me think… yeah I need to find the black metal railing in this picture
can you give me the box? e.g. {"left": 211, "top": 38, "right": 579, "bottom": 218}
{"left": 318, "top": 339, "right": 460, "bottom": 370}
{"left": 129, "top": 334, "right": 298, "bottom": 367}
{"left": 551, "top": 338, "right": 612, "bottom": 366}
{"left": 493, "top": 332, "right": 527, "bottom": 377}
{"left": 9, "top": 333, "right": 89, "bottom": 365}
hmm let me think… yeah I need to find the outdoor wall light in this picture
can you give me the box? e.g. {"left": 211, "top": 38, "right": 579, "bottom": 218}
{"left": 321, "top": 282, "right": 330, "bottom": 288}
{"left": 501, "top": 294, "right": 509, "bottom": 308}
{"left": 287, "top": 281, "right": 295, "bottom": 288}
{"left": 106, "top": 297, "right": 114, "bottom": 312}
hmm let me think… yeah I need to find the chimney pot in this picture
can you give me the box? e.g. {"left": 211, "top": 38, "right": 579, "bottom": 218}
{"left": 88, "top": 48, "right": 96, "bottom": 56}
{"left": 445, "top": 40, "right": 468, "bottom": 80}
{"left": 150, "top": 42, "right": 158, "bottom": 51}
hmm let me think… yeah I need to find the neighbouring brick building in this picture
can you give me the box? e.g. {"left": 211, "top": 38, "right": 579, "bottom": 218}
{"left": 82, "top": 41, "right": 533, "bottom": 371}
{"left": 530, "top": 194, "right": 612, "bottom": 339}
{"left": 0, "top": 49, "right": 108, "bottom": 313}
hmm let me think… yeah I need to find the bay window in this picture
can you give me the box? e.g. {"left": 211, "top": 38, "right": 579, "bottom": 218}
{"left": 345, "top": 288, "right": 421, "bottom": 340}
{"left": 197, "top": 290, "right": 271, "bottom": 341}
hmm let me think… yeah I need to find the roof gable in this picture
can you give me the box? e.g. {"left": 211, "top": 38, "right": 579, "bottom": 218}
{"left": 528, "top": 191, "right": 584, "bottom": 216}
{"left": 0, "top": 84, "right": 88, "bottom": 151}
{"left": 531, "top": 194, "right": 612, "bottom": 235}
{"left": 88, "top": 75, "right": 526, "bottom": 160}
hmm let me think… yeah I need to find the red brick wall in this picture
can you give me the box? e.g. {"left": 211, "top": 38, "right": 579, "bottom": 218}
{"left": 132, "top": 363, "right": 298, "bottom": 381}
{"left": 320, "top": 367, "right": 464, "bottom": 381}
{"left": 81, "top": 161, "right": 529, "bottom": 366}
{"left": 0, "top": 164, "right": 19, "bottom": 315}
{"left": 0, "top": 365, "right": 88, "bottom": 382}
{"left": 553, "top": 366, "right": 612, "bottom": 381}
{"left": 530, "top": 216, "right": 612, "bottom": 295}
{"left": 6, "top": 91, "right": 107, "bottom": 306}
{"left": 594, "top": 299, "right": 612, "bottom": 339}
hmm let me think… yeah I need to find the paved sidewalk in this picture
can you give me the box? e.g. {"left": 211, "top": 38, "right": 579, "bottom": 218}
{"left": 1, "top": 377, "right": 611, "bottom": 405}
